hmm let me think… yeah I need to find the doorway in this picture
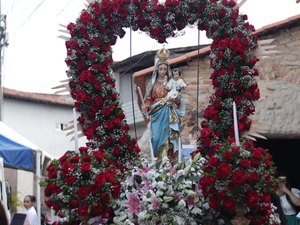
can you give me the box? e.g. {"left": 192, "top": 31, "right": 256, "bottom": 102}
{"left": 256, "top": 138, "right": 300, "bottom": 188}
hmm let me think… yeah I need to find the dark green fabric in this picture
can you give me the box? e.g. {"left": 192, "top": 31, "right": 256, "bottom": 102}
{"left": 285, "top": 214, "right": 299, "bottom": 225}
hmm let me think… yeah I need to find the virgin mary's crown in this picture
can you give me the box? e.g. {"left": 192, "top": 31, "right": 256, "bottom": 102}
{"left": 155, "top": 47, "right": 170, "bottom": 66}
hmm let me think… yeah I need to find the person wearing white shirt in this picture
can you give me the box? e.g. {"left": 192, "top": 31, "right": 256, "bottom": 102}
{"left": 23, "top": 195, "right": 38, "bottom": 225}
{"left": 277, "top": 176, "right": 300, "bottom": 225}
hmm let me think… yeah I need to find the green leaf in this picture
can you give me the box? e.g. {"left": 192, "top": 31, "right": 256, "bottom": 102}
{"left": 192, "top": 152, "right": 201, "bottom": 163}
{"left": 163, "top": 196, "right": 173, "bottom": 202}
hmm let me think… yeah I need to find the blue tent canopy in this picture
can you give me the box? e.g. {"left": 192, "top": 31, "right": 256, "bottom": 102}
{"left": 0, "top": 134, "right": 34, "bottom": 170}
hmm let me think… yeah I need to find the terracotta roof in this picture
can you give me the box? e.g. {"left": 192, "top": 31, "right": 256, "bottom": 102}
{"left": 133, "top": 14, "right": 300, "bottom": 78}
{"left": 3, "top": 87, "right": 73, "bottom": 107}
{"left": 133, "top": 46, "right": 211, "bottom": 78}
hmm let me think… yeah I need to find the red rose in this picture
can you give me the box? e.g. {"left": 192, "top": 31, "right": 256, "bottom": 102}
{"left": 70, "top": 155, "right": 80, "bottom": 163}
{"left": 69, "top": 198, "right": 79, "bottom": 209}
{"left": 45, "top": 199, "right": 53, "bottom": 208}
{"left": 245, "top": 190, "right": 259, "bottom": 206}
{"left": 61, "top": 162, "right": 76, "bottom": 174}
{"left": 105, "top": 168, "right": 117, "bottom": 182}
{"left": 88, "top": 52, "right": 97, "bottom": 61}
{"left": 223, "top": 151, "right": 233, "bottom": 162}
{"left": 247, "top": 172, "right": 260, "bottom": 182}
{"left": 213, "top": 99, "right": 221, "bottom": 109}
{"left": 229, "top": 38, "right": 241, "bottom": 51}
{"left": 112, "top": 118, "right": 122, "bottom": 127}
{"left": 112, "top": 147, "right": 121, "bottom": 156}
{"left": 44, "top": 183, "right": 54, "bottom": 196}
{"left": 91, "top": 39, "right": 101, "bottom": 47}
{"left": 199, "top": 176, "right": 217, "bottom": 187}
{"left": 234, "top": 96, "right": 242, "bottom": 105}
{"left": 223, "top": 198, "right": 236, "bottom": 212}
{"left": 118, "top": 111, "right": 125, "bottom": 120}
{"left": 216, "top": 163, "right": 232, "bottom": 179}
{"left": 52, "top": 184, "right": 61, "bottom": 194}
{"left": 200, "top": 127, "right": 212, "bottom": 138}
{"left": 104, "top": 121, "right": 114, "bottom": 130}
{"left": 80, "top": 70, "right": 91, "bottom": 81}
{"left": 83, "top": 155, "right": 91, "bottom": 162}
{"left": 81, "top": 162, "right": 91, "bottom": 172}
{"left": 94, "top": 97, "right": 104, "bottom": 107}
{"left": 240, "top": 159, "right": 251, "bottom": 168}
{"left": 218, "top": 39, "right": 228, "bottom": 50}
{"left": 112, "top": 182, "right": 121, "bottom": 198}
{"left": 94, "top": 150, "right": 104, "bottom": 161}
{"left": 122, "top": 124, "right": 130, "bottom": 133}
{"left": 51, "top": 203, "right": 61, "bottom": 212}
{"left": 203, "top": 106, "right": 218, "bottom": 119}
{"left": 48, "top": 169, "right": 57, "bottom": 179}
{"left": 58, "top": 152, "right": 69, "bottom": 163}
{"left": 101, "top": 44, "right": 110, "bottom": 52}
{"left": 102, "top": 108, "right": 111, "bottom": 116}
{"left": 79, "top": 146, "right": 88, "bottom": 153}
{"left": 243, "top": 140, "right": 254, "bottom": 150}
{"left": 95, "top": 173, "right": 107, "bottom": 186}
{"left": 94, "top": 82, "right": 102, "bottom": 90}
{"left": 77, "top": 204, "right": 89, "bottom": 217}
{"left": 119, "top": 7, "right": 128, "bottom": 17}
{"left": 64, "top": 175, "right": 76, "bottom": 185}
{"left": 79, "top": 11, "right": 93, "bottom": 24}
{"left": 202, "top": 137, "right": 211, "bottom": 147}
{"left": 141, "top": 2, "right": 148, "bottom": 10}
{"left": 208, "top": 156, "right": 219, "bottom": 166}
{"left": 77, "top": 186, "right": 90, "bottom": 199}
{"left": 119, "top": 136, "right": 127, "bottom": 144}
{"left": 232, "top": 170, "right": 246, "bottom": 184}
{"left": 252, "top": 147, "right": 264, "bottom": 159}
{"left": 209, "top": 196, "right": 219, "bottom": 209}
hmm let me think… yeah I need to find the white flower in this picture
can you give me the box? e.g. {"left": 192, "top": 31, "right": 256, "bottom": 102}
{"left": 157, "top": 181, "right": 166, "bottom": 189}
{"left": 137, "top": 211, "right": 146, "bottom": 221}
{"left": 191, "top": 207, "right": 202, "bottom": 215}
{"left": 178, "top": 199, "right": 186, "bottom": 208}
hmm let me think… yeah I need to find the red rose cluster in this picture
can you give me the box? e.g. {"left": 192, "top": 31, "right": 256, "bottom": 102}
{"left": 199, "top": 140, "right": 278, "bottom": 225}
{"left": 45, "top": 148, "right": 123, "bottom": 224}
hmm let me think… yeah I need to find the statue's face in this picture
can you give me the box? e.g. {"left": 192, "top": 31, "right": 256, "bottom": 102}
{"left": 157, "top": 64, "right": 168, "bottom": 78}
{"left": 173, "top": 70, "right": 180, "bottom": 80}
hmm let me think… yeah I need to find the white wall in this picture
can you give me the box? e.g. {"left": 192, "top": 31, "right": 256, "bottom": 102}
{"left": 2, "top": 98, "right": 87, "bottom": 158}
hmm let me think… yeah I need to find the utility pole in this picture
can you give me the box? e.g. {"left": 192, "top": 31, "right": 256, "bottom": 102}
{"left": 0, "top": 0, "right": 8, "bottom": 121}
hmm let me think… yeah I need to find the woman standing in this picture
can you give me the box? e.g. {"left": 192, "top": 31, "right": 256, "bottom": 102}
{"left": 143, "top": 48, "right": 185, "bottom": 159}
{"left": 23, "top": 195, "right": 38, "bottom": 225}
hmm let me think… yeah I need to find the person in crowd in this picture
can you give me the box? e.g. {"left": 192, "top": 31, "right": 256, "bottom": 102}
{"left": 276, "top": 176, "right": 300, "bottom": 225}
{"left": 143, "top": 48, "right": 185, "bottom": 159}
{"left": 0, "top": 201, "right": 9, "bottom": 225}
{"left": 271, "top": 192, "right": 289, "bottom": 225}
{"left": 23, "top": 195, "right": 38, "bottom": 225}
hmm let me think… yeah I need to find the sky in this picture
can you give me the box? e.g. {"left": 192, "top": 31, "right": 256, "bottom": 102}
{"left": 2, "top": 0, "right": 300, "bottom": 94}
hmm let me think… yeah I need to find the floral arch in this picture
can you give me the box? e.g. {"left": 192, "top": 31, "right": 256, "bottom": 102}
{"left": 65, "top": 0, "right": 258, "bottom": 149}
{"left": 45, "top": 0, "right": 279, "bottom": 224}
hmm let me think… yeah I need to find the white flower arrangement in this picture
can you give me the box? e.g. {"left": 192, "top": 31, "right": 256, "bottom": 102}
{"left": 113, "top": 153, "right": 211, "bottom": 225}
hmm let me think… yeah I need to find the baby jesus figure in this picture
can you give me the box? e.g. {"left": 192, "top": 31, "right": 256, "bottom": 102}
{"left": 165, "top": 68, "right": 187, "bottom": 99}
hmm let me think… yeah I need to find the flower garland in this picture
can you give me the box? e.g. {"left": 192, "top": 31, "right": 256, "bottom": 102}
{"left": 46, "top": 0, "right": 278, "bottom": 224}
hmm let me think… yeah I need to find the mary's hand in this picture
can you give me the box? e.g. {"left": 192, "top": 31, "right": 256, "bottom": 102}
{"left": 142, "top": 106, "right": 149, "bottom": 115}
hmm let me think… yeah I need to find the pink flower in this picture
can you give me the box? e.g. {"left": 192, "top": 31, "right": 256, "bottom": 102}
{"left": 124, "top": 193, "right": 141, "bottom": 215}
{"left": 151, "top": 197, "right": 160, "bottom": 209}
